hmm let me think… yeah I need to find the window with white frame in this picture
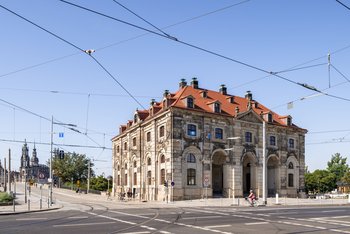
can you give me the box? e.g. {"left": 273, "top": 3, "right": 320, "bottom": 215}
{"left": 187, "top": 168, "right": 196, "bottom": 185}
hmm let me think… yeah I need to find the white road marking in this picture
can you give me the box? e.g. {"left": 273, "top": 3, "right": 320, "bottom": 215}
{"left": 119, "top": 232, "right": 149, "bottom": 234}
{"left": 66, "top": 216, "right": 89, "bottom": 219}
{"left": 322, "top": 210, "right": 346, "bottom": 213}
{"left": 182, "top": 215, "right": 222, "bottom": 220}
{"left": 53, "top": 221, "right": 116, "bottom": 227}
{"left": 204, "top": 225, "right": 231, "bottom": 228}
{"left": 244, "top": 222, "right": 269, "bottom": 226}
{"left": 16, "top": 218, "right": 48, "bottom": 221}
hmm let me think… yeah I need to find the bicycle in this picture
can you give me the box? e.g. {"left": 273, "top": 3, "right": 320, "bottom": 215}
{"left": 245, "top": 197, "right": 259, "bottom": 207}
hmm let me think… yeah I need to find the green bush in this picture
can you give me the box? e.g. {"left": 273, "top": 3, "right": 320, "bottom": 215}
{"left": 0, "top": 192, "right": 13, "bottom": 203}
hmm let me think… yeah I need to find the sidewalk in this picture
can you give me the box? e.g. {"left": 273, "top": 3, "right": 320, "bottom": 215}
{"left": 0, "top": 183, "right": 61, "bottom": 215}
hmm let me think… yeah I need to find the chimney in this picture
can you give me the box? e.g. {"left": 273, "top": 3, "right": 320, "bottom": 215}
{"left": 191, "top": 77, "right": 199, "bottom": 89}
{"left": 163, "top": 89, "right": 169, "bottom": 97}
{"left": 179, "top": 79, "right": 187, "bottom": 88}
{"left": 150, "top": 98, "right": 156, "bottom": 106}
{"left": 245, "top": 91, "right": 252, "bottom": 101}
{"left": 219, "top": 84, "right": 227, "bottom": 95}
{"left": 235, "top": 106, "right": 240, "bottom": 115}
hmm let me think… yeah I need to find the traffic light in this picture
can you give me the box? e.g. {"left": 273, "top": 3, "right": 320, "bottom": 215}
{"left": 164, "top": 181, "right": 168, "bottom": 187}
{"left": 59, "top": 150, "right": 64, "bottom": 160}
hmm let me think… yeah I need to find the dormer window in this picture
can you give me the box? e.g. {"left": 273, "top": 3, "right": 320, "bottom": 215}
{"left": 201, "top": 90, "right": 207, "bottom": 98}
{"left": 187, "top": 97, "right": 194, "bottom": 108}
{"left": 287, "top": 117, "right": 292, "bottom": 126}
{"left": 214, "top": 102, "right": 221, "bottom": 113}
{"left": 268, "top": 113, "right": 273, "bottom": 123}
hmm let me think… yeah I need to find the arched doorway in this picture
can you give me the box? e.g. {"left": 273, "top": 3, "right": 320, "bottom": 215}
{"left": 212, "top": 151, "right": 227, "bottom": 197}
{"left": 267, "top": 155, "right": 279, "bottom": 196}
{"left": 242, "top": 153, "right": 257, "bottom": 195}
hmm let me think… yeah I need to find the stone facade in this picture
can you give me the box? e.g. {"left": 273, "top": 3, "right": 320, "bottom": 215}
{"left": 112, "top": 79, "right": 307, "bottom": 201}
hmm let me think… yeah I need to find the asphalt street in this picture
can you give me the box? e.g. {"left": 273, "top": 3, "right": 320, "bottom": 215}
{"left": 2, "top": 185, "right": 350, "bottom": 233}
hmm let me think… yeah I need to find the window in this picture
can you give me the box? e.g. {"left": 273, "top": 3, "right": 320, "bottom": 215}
{"left": 270, "top": 136, "right": 276, "bottom": 146}
{"left": 214, "top": 102, "right": 221, "bottom": 113}
{"left": 288, "top": 138, "right": 295, "bottom": 149}
{"left": 133, "top": 172, "right": 137, "bottom": 185}
{"left": 187, "top": 153, "right": 196, "bottom": 163}
{"left": 146, "top": 132, "right": 151, "bottom": 142}
{"left": 132, "top": 137, "right": 136, "bottom": 147}
{"left": 187, "top": 97, "right": 194, "bottom": 108}
{"left": 117, "top": 164, "right": 120, "bottom": 171}
{"left": 160, "top": 155, "right": 165, "bottom": 163}
{"left": 187, "top": 169, "right": 196, "bottom": 185}
{"left": 134, "top": 114, "right": 138, "bottom": 123}
{"left": 288, "top": 173, "right": 294, "bottom": 187}
{"left": 288, "top": 162, "right": 294, "bottom": 169}
{"left": 160, "top": 169, "right": 165, "bottom": 185}
{"left": 147, "top": 171, "right": 151, "bottom": 185}
{"left": 215, "top": 128, "right": 223, "bottom": 139}
{"left": 245, "top": 132, "right": 252, "bottom": 143}
{"left": 124, "top": 163, "right": 127, "bottom": 170}
{"left": 268, "top": 113, "right": 273, "bottom": 123}
{"left": 124, "top": 174, "right": 127, "bottom": 185}
{"left": 147, "top": 157, "right": 151, "bottom": 166}
{"left": 133, "top": 160, "right": 137, "bottom": 168}
{"left": 187, "top": 124, "right": 197, "bottom": 136}
{"left": 117, "top": 146, "right": 120, "bottom": 153}
{"left": 159, "top": 126, "right": 165, "bottom": 137}
{"left": 117, "top": 175, "right": 120, "bottom": 186}
{"left": 287, "top": 117, "right": 292, "bottom": 126}
{"left": 124, "top": 142, "right": 127, "bottom": 150}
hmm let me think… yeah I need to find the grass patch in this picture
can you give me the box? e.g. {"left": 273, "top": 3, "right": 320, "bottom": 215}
{"left": 0, "top": 192, "right": 13, "bottom": 203}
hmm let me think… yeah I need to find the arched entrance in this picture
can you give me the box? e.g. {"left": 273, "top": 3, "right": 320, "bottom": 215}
{"left": 267, "top": 155, "right": 279, "bottom": 196}
{"left": 212, "top": 151, "right": 227, "bottom": 197}
{"left": 242, "top": 153, "right": 257, "bottom": 195}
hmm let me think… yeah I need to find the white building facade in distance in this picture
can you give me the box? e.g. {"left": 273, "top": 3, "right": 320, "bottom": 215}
{"left": 112, "top": 78, "right": 307, "bottom": 201}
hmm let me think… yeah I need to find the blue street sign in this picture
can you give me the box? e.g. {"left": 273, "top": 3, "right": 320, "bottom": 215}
{"left": 59, "top": 132, "right": 64, "bottom": 138}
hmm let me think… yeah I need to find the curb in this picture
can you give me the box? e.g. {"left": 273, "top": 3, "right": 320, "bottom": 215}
{"left": 0, "top": 205, "right": 63, "bottom": 216}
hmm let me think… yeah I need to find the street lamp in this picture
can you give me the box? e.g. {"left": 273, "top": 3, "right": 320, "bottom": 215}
{"left": 226, "top": 136, "right": 241, "bottom": 205}
{"left": 49, "top": 116, "right": 78, "bottom": 206}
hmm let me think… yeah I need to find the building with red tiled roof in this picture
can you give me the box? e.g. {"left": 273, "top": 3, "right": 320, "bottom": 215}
{"left": 112, "top": 78, "right": 307, "bottom": 201}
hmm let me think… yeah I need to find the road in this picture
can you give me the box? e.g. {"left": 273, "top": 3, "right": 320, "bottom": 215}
{"left": 2, "top": 187, "right": 350, "bottom": 233}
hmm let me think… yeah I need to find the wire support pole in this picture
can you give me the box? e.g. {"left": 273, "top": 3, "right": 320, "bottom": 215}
{"left": 49, "top": 115, "right": 53, "bottom": 206}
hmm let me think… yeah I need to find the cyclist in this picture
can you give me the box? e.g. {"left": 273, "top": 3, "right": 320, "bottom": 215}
{"left": 248, "top": 189, "right": 256, "bottom": 206}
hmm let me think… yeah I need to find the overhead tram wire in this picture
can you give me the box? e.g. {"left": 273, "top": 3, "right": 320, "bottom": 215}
{"left": 0, "top": 0, "right": 250, "bottom": 80}
{"left": 58, "top": 0, "right": 350, "bottom": 103}
{"left": 336, "top": 0, "right": 350, "bottom": 11}
{"left": 0, "top": 138, "right": 111, "bottom": 150}
{"left": 0, "top": 4, "right": 145, "bottom": 110}
{"left": 112, "top": 0, "right": 175, "bottom": 39}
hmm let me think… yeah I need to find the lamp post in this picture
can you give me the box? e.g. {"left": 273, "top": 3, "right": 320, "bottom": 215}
{"left": 107, "top": 175, "right": 112, "bottom": 194}
{"left": 50, "top": 116, "right": 78, "bottom": 206}
{"left": 226, "top": 137, "right": 241, "bottom": 205}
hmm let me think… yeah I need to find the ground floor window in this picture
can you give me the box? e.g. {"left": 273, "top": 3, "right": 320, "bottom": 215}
{"left": 288, "top": 173, "right": 294, "bottom": 187}
{"left": 187, "top": 168, "right": 196, "bottom": 185}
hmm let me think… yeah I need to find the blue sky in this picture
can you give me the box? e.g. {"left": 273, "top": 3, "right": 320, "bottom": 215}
{"left": 1, "top": 0, "right": 350, "bottom": 176}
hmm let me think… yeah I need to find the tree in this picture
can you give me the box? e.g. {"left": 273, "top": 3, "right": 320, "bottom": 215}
{"left": 90, "top": 175, "right": 108, "bottom": 191}
{"left": 305, "top": 169, "right": 336, "bottom": 194}
{"left": 327, "top": 153, "right": 349, "bottom": 189}
{"left": 51, "top": 152, "right": 94, "bottom": 184}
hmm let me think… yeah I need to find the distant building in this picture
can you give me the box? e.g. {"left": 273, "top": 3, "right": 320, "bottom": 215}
{"left": 112, "top": 78, "right": 307, "bottom": 201}
{"left": 19, "top": 140, "right": 49, "bottom": 183}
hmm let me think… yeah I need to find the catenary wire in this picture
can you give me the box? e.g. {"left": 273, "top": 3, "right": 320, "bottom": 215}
{"left": 0, "top": 0, "right": 250, "bottom": 80}
{"left": 58, "top": 0, "right": 350, "bottom": 103}
{"left": 336, "top": 0, "right": 350, "bottom": 10}
{"left": 0, "top": 4, "right": 145, "bottom": 110}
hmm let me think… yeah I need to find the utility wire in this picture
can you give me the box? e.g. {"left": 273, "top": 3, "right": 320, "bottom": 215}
{"left": 0, "top": 4, "right": 145, "bottom": 110}
{"left": 275, "top": 63, "right": 327, "bottom": 74}
{"left": 112, "top": 0, "right": 175, "bottom": 39}
{"left": 58, "top": 0, "right": 350, "bottom": 102}
{"left": 330, "top": 64, "right": 350, "bottom": 82}
{"left": 0, "top": 0, "right": 250, "bottom": 80}
{"left": 0, "top": 138, "right": 111, "bottom": 150}
{"left": 336, "top": 0, "right": 350, "bottom": 10}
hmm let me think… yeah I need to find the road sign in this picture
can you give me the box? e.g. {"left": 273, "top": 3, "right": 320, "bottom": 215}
{"left": 59, "top": 132, "right": 64, "bottom": 138}
{"left": 171, "top": 181, "right": 175, "bottom": 187}
{"left": 204, "top": 177, "right": 209, "bottom": 187}
{"left": 39, "top": 173, "right": 45, "bottom": 179}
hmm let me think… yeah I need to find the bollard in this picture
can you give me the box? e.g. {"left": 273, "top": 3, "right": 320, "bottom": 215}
{"left": 276, "top": 193, "right": 279, "bottom": 204}
{"left": 28, "top": 199, "right": 30, "bottom": 211}
{"left": 47, "top": 198, "right": 49, "bottom": 208}
{"left": 40, "top": 199, "right": 42, "bottom": 209}
{"left": 13, "top": 199, "right": 15, "bottom": 212}
{"left": 237, "top": 198, "right": 240, "bottom": 206}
